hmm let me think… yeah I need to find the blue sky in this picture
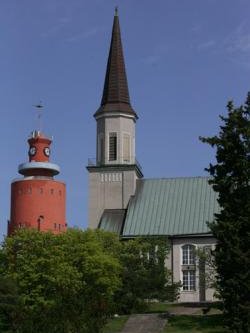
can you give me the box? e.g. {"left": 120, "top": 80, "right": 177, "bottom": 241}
{"left": 0, "top": 0, "right": 249, "bottom": 240}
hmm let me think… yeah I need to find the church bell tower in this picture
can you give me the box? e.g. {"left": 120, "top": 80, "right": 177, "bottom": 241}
{"left": 87, "top": 9, "right": 143, "bottom": 229}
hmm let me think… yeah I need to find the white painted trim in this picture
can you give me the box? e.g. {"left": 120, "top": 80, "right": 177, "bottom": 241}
{"left": 122, "top": 131, "right": 132, "bottom": 163}
{"left": 182, "top": 270, "right": 197, "bottom": 291}
{"left": 180, "top": 243, "right": 197, "bottom": 291}
{"left": 95, "top": 112, "right": 136, "bottom": 121}
{"left": 181, "top": 243, "right": 196, "bottom": 265}
{"left": 18, "top": 162, "right": 60, "bottom": 175}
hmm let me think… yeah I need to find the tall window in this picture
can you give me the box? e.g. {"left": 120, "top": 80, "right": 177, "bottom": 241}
{"left": 123, "top": 134, "right": 130, "bottom": 162}
{"left": 182, "top": 244, "right": 195, "bottom": 265}
{"left": 109, "top": 132, "right": 117, "bottom": 161}
{"left": 182, "top": 244, "right": 196, "bottom": 291}
{"left": 98, "top": 133, "right": 104, "bottom": 164}
{"left": 183, "top": 270, "right": 196, "bottom": 291}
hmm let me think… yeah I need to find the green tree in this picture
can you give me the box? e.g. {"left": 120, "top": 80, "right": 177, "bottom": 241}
{"left": 92, "top": 232, "right": 180, "bottom": 314}
{"left": 114, "top": 237, "right": 180, "bottom": 314}
{"left": 0, "top": 229, "right": 179, "bottom": 330}
{"left": 200, "top": 93, "right": 250, "bottom": 333}
{"left": 0, "top": 229, "right": 121, "bottom": 333}
{"left": 0, "top": 277, "right": 19, "bottom": 333}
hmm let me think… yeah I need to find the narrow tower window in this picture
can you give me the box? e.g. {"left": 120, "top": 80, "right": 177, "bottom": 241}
{"left": 98, "top": 133, "right": 105, "bottom": 164}
{"left": 109, "top": 132, "right": 117, "bottom": 161}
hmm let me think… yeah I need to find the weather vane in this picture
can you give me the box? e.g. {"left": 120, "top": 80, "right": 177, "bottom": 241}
{"left": 33, "top": 101, "right": 44, "bottom": 132}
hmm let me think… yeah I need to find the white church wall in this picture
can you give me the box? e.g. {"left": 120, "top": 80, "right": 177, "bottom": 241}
{"left": 171, "top": 236, "right": 217, "bottom": 303}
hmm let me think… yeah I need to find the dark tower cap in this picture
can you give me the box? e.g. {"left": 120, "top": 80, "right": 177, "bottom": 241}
{"left": 94, "top": 8, "right": 138, "bottom": 118}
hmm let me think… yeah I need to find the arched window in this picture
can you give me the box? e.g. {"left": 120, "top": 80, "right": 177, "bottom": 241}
{"left": 182, "top": 244, "right": 196, "bottom": 291}
{"left": 182, "top": 244, "right": 195, "bottom": 265}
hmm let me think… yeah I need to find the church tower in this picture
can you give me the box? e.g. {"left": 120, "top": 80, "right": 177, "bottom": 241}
{"left": 8, "top": 130, "right": 66, "bottom": 235}
{"left": 87, "top": 9, "right": 143, "bottom": 229}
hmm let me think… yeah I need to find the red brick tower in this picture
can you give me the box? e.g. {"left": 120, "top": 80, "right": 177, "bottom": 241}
{"left": 8, "top": 130, "right": 66, "bottom": 235}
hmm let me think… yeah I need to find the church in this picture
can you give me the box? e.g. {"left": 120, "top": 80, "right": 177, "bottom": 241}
{"left": 87, "top": 9, "right": 219, "bottom": 303}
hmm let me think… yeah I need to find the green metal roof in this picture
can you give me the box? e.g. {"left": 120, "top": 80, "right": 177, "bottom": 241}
{"left": 122, "top": 177, "right": 219, "bottom": 237}
{"left": 99, "top": 209, "right": 126, "bottom": 234}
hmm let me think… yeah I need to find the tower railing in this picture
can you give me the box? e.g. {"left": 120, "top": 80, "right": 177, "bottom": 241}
{"left": 87, "top": 157, "right": 142, "bottom": 172}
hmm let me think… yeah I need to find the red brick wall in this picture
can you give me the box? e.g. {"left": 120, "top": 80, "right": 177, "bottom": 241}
{"left": 9, "top": 178, "right": 66, "bottom": 235}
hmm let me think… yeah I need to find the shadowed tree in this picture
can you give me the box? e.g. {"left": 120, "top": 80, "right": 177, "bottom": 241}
{"left": 0, "top": 277, "right": 19, "bottom": 332}
{"left": 200, "top": 92, "right": 250, "bottom": 333}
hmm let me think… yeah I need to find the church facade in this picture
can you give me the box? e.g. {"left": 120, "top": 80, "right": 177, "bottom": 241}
{"left": 87, "top": 10, "right": 218, "bottom": 303}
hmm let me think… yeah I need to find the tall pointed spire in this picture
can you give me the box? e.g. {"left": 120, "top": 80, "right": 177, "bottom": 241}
{"left": 88, "top": 8, "right": 142, "bottom": 230}
{"left": 95, "top": 8, "right": 137, "bottom": 118}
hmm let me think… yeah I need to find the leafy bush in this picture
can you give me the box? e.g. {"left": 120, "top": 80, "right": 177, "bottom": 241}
{"left": 0, "top": 230, "right": 180, "bottom": 331}
{"left": 0, "top": 229, "right": 121, "bottom": 333}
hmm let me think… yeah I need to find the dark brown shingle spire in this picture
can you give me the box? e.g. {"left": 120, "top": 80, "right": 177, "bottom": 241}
{"left": 95, "top": 8, "right": 137, "bottom": 118}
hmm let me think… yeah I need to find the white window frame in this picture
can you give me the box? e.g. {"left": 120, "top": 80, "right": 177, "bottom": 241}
{"left": 182, "top": 270, "right": 196, "bottom": 291}
{"left": 182, "top": 244, "right": 196, "bottom": 265}
{"left": 181, "top": 244, "right": 196, "bottom": 291}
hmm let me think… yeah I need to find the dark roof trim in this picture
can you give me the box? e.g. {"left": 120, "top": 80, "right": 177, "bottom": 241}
{"left": 86, "top": 164, "right": 143, "bottom": 178}
{"left": 121, "top": 233, "right": 214, "bottom": 240}
{"left": 169, "top": 233, "right": 214, "bottom": 239}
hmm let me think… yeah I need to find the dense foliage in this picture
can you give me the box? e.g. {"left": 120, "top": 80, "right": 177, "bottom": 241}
{"left": 0, "top": 229, "right": 179, "bottom": 332}
{"left": 200, "top": 93, "right": 250, "bottom": 333}
{"left": 87, "top": 231, "right": 179, "bottom": 313}
{"left": 114, "top": 237, "right": 180, "bottom": 314}
{"left": 0, "top": 229, "right": 121, "bottom": 333}
{"left": 0, "top": 277, "right": 19, "bottom": 332}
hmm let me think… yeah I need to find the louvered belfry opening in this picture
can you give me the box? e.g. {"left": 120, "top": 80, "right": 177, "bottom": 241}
{"left": 109, "top": 132, "right": 117, "bottom": 161}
